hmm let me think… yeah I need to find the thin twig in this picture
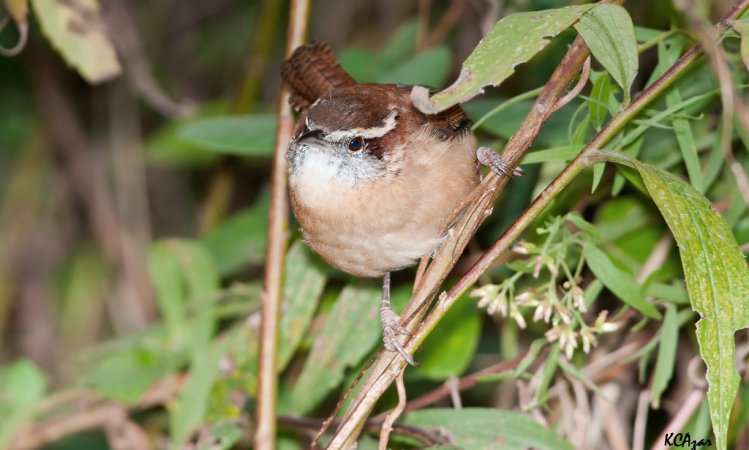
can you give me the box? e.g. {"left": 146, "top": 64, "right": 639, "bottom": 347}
{"left": 417, "top": 0, "right": 432, "bottom": 51}
{"left": 234, "top": 0, "right": 285, "bottom": 113}
{"left": 675, "top": 0, "right": 749, "bottom": 205}
{"left": 101, "top": 0, "right": 191, "bottom": 118}
{"left": 632, "top": 390, "right": 651, "bottom": 450}
{"left": 552, "top": 56, "right": 591, "bottom": 113}
{"left": 7, "top": 404, "right": 148, "bottom": 450}
{"left": 426, "top": 0, "right": 470, "bottom": 48}
{"left": 29, "top": 48, "right": 156, "bottom": 330}
{"left": 402, "top": 351, "right": 527, "bottom": 412}
{"left": 255, "top": 0, "right": 310, "bottom": 448}
{"left": 637, "top": 234, "right": 673, "bottom": 283}
{"left": 597, "top": 383, "right": 631, "bottom": 450}
{"left": 378, "top": 370, "right": 407, "bottom": 450}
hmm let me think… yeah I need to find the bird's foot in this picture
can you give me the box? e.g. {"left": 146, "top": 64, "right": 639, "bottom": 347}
{"left": 381, "top": 307, "right": 417, "bottom": 366}
{"left": 380, "top": 272, "right": 417, "bottom": 366}
{"left": 477, "top": 146, "right": 524, "bottom": 177}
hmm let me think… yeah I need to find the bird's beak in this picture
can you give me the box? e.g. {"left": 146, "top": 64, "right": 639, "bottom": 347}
{"left": 294, "top": 129, "right": 324, "bottom": 145}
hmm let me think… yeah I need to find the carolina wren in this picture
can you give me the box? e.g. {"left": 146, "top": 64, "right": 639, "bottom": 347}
{"left": 281, "top": 41, "right": 519, "bottom": 364}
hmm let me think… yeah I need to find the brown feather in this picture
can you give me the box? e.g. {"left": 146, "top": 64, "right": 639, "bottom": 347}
{"left": 281, "top": 41, "right": 356, "bottom": 111}
{"left": 425, "top": 104, "right": 471, "bottom": 140}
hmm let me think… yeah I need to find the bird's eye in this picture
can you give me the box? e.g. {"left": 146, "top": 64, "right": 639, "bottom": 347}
{"left": 348, "top": 137, "right": 364, "bottom": 151}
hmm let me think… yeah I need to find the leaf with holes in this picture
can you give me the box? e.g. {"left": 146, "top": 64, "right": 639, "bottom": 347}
{"left": 412, "top": 5, "right": 595, "bottom": 114}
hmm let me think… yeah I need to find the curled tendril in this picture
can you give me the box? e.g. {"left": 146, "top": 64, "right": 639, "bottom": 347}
{"left": 0, "top": 14, "right": 29, "bottom": 56}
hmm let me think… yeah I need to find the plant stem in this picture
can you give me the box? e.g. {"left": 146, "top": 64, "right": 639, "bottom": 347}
{"left": 441, "top": 0, "right": 749, "bottom": 310}
{"left": 254, "top": 1, "right": 310, "bottom": 449}
{"left": 326, "top": 28, "right": 594, "bottom": 450}
{"left": 325, "top": 0, "right": 749, "bottom": 447}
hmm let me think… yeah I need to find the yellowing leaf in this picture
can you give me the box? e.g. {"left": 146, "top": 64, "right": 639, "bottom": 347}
{"left": 604, "top": 151, "right": 749, "bottom": 450}
{"left": 30, "top": 0, "right": 121, "bottom": 83}
{"left": 4, "top": 0, "right": 28, "bottom": 24}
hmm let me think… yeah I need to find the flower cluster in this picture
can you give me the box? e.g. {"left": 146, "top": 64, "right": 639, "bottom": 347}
{"left": 471, "top": 213, "right": 620, "bottom": 358}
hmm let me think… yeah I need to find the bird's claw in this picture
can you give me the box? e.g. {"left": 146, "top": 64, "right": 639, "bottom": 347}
{"left": 477, "top": 146, "right": 524, "bottom": 177}
{"left": 381, "top": 310, "right": 417, "bottom": 366}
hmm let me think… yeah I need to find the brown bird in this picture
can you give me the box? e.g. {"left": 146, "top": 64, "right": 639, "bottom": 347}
{"left": 281, "top": 41, "right": 519, "bottom": 364}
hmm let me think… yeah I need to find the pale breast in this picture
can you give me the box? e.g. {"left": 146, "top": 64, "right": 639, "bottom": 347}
{"left": 289, "top": 130, "right": 479, "bottom": 277}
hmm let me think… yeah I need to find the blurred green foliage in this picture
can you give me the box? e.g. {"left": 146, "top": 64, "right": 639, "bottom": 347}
{"left": 2, "top": 0, "right": 749, "bottom": 449}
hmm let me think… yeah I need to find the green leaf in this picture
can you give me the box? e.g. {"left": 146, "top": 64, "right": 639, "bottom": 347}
{"left": 376, "top": 47, "right": 451, "bottom": 88}
{"left": 731, "top": 20, "right": 749, "bottom": 72}
{"left": 521, "top": 145, "right": 584, "bottom": 164}
{"left": 277, "top": 241, "right": 327, "bottom": 370}
{"left": 645, "top": 281, "right": 689, "bottom": 305}
{"left": 417, "top": 294, "right": 481, "bottom": 380}
{"left": 532, "top": 343, "right": 560, "bottom": 406}
{"left": 338, "top": 48, "right": 380, "bottom": 82}
{"left": 203, "top": 191, "right": 269, "bottom": 275}
{"left": 591, "top": 161, "right": 606, "bottom": 193}
{"left": 178, "top": 114, "right": 276, "bottom": 156}
{"left": 513, "top": 339, "right": 548, "bottom": 377}
{"left": 84, "top": 347, "right": 172, "bottom": 403}
{"left": 378, "top": 20, "right": 418, "bottom": 65}
{"left": 651, "top": 304, "right": 679, "bottom": 408}
{"left": 30, "top": 0, "right": 121, "bottom": 83}
{"left": 603, "top": 151, "right": 749, "bottom": 450}
{"left": 148, "top": 239, "right": 220, "bottom": 343}
{"left": 198, "top": 421, "right": 244, "bottom": 450}
{"left": 466, "top": 99, "right": 534, "bottom": 139}
{"left": 170, "top": 339, "right": 230, "bottom": 444}
{"left": 0, "top": 360, "right": 47, "bottom": 447}
{"left": 588, "top": 72, "right": 615, "bottom": 130}
{"left": 402, "top": 408, "right": 573, "bottom": 450}
{"left": 145, "top": 103, "right": 227, "bottom": 167}
{"left": 290, "top": 285, "right": 381, "bottom": 413}
{"left": 413, "top": 5, "right": 595, "bottom": 114}
{"left": 584, "top": 243, "right": 662, "bottom": 319}
{"left": 658, "top": 40, "right": 704, "bottom": 192}
{"left": 612, "top": 134, "right": 644, "bottom": 196}
{"left": 575, "top": 4, "right": 638, "bottom": 104}
{"left": 57, "top": 245, "right": 109, "bottom": 351}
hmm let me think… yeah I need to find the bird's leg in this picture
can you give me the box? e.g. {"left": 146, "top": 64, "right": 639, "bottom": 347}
{"left": 380, "top": 272, "right": 417, "bottom": 366}
{"left": 476, "top": 146, "right": 525, "bottom": 177}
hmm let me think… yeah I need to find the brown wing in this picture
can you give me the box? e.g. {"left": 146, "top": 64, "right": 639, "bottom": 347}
{"left": 426, "top": 104, "right": 472, "bottom": 140}
{"left": 281, "top": 41, "right": 356, "bottom": 111}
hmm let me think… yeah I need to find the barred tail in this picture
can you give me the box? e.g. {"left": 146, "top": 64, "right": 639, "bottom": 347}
{"left": 281, "top": 41, "right": 356, "bottom": 111}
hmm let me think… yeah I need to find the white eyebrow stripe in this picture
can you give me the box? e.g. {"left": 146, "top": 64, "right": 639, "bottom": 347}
{"left": 326, "top": 109, "right": 398, "bottom": 141}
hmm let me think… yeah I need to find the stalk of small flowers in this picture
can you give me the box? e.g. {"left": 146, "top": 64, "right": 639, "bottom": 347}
{"left": 471, "top": 213, "right": 620, "bottom": 359}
